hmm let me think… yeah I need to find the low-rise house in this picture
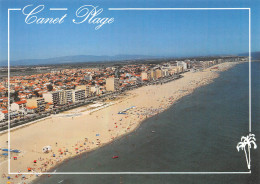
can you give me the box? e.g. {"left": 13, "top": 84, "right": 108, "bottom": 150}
{"left": 10, "top": 100, "right": 27, "bottom": 111}
{"left": 26, "top": 106, "right": 37, "bottom": 114}
{"left": 1, "top": 110, "right": 8, "bottom": 120}
{"left": 91, "top": 86, "right": 102, "bottom": 95}
{"left": 45, "top": 102, "right": 54, "bottom": 110}
{"left": 0, "top": 111, "right": 5, "bottom": 121}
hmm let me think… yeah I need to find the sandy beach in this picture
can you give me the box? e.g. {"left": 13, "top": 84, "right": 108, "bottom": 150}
{"left": 0, "top": 62, "right": 240, "bottom": 184}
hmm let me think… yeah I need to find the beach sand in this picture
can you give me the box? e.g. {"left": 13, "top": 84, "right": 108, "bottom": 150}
{"left": 0, "top": 62, "right": 240, "bottom": 184}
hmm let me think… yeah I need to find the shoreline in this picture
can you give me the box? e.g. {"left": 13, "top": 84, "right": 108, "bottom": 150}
{"left": 0, "top": 61, "right": 242, "bottom": 184}
{"left": 35, "top": 89, "right": 195, "bottom": 175}
{"left": 35, "top": 61, "right": 240, "bottom": 175}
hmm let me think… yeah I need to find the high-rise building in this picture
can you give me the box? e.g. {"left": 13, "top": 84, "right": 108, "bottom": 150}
{"left": 161, "top": 69, "right": 169, "bottom": 77}
{"left": 43, "top": 89, "right": 86, "bottom": 105}
{"left": 177, "top": 61, "right": 187, "bottom": 71}
{"left": 141, "top": 72, "right": 148, "bottom": 81}
{"left": 76, "top": 85, "right": 91, "bottom": 97}
{"left": 72, "top": 89, "right": 86, "bottom": 102}
{"left": 106, "top": 77, "right": 119, "bottom": 91}
{"left": 65, "top": 90, "right": 73, "bottom": 103}
{"left": 43, "top": 91, "right": 66, "bottom": 106}
{"left": 86, "top": 85, "right": 91, "bottom": 97}
{"left": 147, "top": 69, "right": 155, "bottom": 81}
{"left": 155, "top": 69, "right": 162, "bottom": 79}
{"left": 43, "top": 91, "right": 58, "bottom": 106}
{"left": 27, "top": 97, "right": 46, "bottom": 112}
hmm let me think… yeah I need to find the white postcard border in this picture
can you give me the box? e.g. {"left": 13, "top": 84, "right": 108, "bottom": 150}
{"left": 7, "top": 7, "right": 252, "bottom": 175}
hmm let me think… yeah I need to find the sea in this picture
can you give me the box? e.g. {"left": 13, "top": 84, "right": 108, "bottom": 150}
{"left": 34, "top": 62, "right": 260, "bottom": 184}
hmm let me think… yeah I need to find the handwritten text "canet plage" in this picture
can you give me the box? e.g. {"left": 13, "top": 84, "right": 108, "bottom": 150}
{"left": 22, "top": 5, "right": 114, "bottom": 30}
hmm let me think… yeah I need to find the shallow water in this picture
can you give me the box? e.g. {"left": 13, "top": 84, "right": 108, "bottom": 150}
{"left": 34, "top": 62, "right": 260, "bottom": 184}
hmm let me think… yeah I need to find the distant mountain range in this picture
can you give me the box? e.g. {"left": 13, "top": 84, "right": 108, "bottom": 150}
{"left": 0, "top": 55, "right": 160, "bottom": 67}
{"left": 1, "top": 51, "right": 259, "bottom": 67}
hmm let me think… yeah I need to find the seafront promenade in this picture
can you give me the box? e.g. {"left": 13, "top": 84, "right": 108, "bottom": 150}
{"left": 0, "top": 74, "right": 181, "bottom": 133}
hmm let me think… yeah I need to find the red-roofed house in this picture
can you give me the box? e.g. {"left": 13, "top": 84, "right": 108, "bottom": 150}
{"left": 10, "top": 100, "right": 27, "bottom": 111}
{"left": 26, "top": 106, "right": 37, "bottom": 114}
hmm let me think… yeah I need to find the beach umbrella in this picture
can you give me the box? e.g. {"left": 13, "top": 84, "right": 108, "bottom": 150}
{"left": 13, "top": 157, "right": 17, "bottom": 160}
{"left": 34, "top": 160, "right": 37, "bottom": 163}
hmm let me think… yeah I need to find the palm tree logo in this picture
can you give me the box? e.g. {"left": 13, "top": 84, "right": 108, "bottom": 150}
{"left": 236, "top": 133, "right": 257, "bottom": 170}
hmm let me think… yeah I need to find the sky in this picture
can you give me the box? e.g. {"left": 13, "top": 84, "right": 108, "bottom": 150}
{"left": 0, "top": 0, "right": 259, "bottom": 63}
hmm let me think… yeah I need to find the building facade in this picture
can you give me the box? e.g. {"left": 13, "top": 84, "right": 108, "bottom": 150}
{"left": 141, "top": 72, "right": 148, "bottom": 81}
{"left": 106, "top": 77, "right": 119, "bottom": 91}
{"left": 27, "top": 97, "right": 46, "bottom": 112}
{"left": 72, "top": 89, "right": 86, "bottom": 103}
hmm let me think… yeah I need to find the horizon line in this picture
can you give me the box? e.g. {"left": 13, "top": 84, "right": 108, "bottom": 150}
{"left": 0, "top": 52, "right": 250, "bottom": 63}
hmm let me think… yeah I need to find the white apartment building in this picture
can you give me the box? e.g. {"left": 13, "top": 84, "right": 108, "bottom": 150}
{"left": 27, "top": 97, "right": 46, "bottom": 112}
{"left": 65, "top": 90, "right": 73, "bottom": 103}
{"left": 106, "top": 77, "right": 119, "bottom": 91}
{"left": 177, "top": 61, "right": 188, "bottom": 71}
{"left": 72, "top": 89, "right": 86, "bottom": 102}
{"left": 141, "top": 72, "right": 148, "bottom": 81}
{"left": 90, "top": 86, "right": 102, "bottom": 95}
{"left": 43, "top": 91, "right": 65, "bottom": 106}
{"left": 75, "top": 85, "right": 91, "bottom": 97}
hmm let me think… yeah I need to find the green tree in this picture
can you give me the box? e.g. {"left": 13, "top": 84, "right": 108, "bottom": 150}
{"left": 33, "top": 91, "right": 40, "bottom": 97}
{"left": 47, "top": 84, "right": 53, "bottom": 91}
{"left": 12, "top": 91, "right": 20, "bottom": 102}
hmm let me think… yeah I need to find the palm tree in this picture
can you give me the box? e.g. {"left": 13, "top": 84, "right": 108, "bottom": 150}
{"left": 236, "top": 133, "right": 257, "bottom": 169}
